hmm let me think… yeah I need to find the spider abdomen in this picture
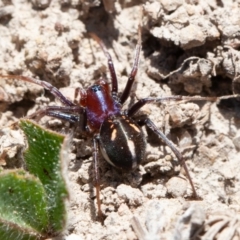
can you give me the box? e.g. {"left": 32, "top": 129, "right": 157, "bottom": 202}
{"left": 99, "top": 115, "right": 146, "bottom": 171}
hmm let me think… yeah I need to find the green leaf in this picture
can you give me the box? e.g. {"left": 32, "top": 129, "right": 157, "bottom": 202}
{"left": 0, "top": 170, "right": 48, "bottom": 240}
{"left": 19, "top": 119, "right": 68, "bottom": 233}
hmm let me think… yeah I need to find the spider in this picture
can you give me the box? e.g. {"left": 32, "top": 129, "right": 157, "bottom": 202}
{"left": 1, "top": 27, "right": 236, "bottom": 221}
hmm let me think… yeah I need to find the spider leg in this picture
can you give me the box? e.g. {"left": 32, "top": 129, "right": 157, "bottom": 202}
{"left": 89, "top": 33, "right": 118, "bottom": 98}
{"left": 137, "top": 117, "right": 197, "bottom": 198}
{"left": 120, "top": 26, "right": 142, "bottom": 104}
{"left": 127, "top": 95, "right": 240, "bottom": 117}
{"left": 27, "top": 105, "right": 84, "bottom": 122}
{"left": 0, "top": 75, "right": 75, "bottom": 107}
{"left": 127, "top": 94, "right": 240, "bottom": 196}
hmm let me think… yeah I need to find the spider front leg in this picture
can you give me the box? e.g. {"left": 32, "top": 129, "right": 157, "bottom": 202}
{"left": 120, "top": 26, "right": 142, "bottom": 105}
{"left": 90, "top": 25, "right": 142, "bottom": 104}
{"left": 89, "top": 33, "right": 118, "bottom": 97}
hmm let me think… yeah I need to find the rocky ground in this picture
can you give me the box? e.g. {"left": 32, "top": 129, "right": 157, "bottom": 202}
{"left": 1, "top": 1, "right": 240, "bottom": 239}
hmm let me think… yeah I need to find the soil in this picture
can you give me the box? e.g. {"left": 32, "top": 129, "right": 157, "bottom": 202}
{"left": 1, "top": 1, "right": 240, "bottom": 240}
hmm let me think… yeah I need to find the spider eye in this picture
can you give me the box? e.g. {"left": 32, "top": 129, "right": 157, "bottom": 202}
{"left": 91, "top": 85, "right": 102, "bottom": 92}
